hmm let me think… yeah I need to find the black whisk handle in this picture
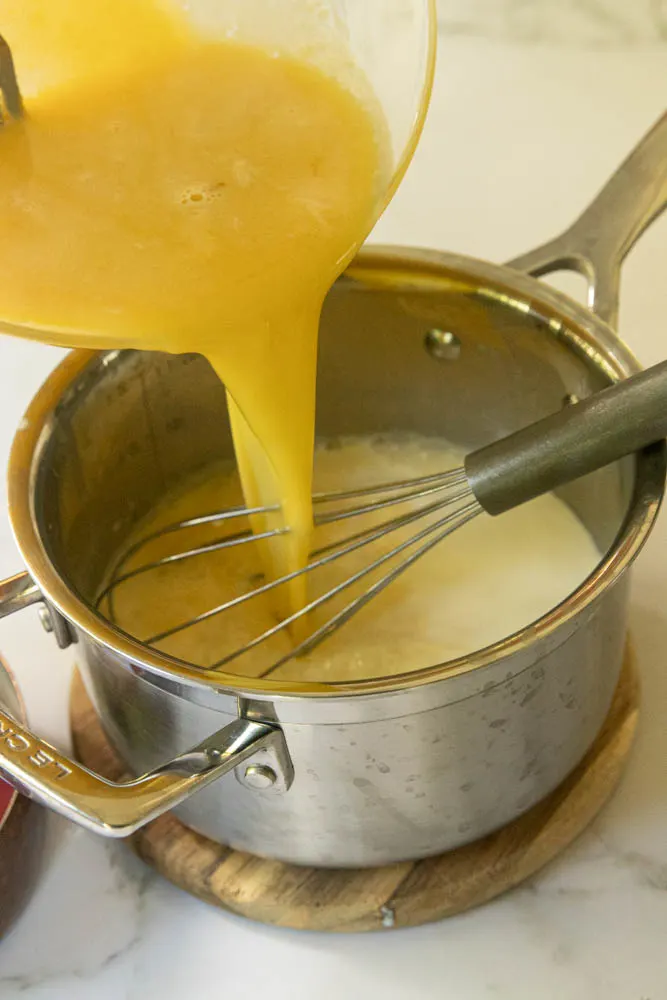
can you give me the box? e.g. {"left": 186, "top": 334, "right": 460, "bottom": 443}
{"left": 465, "top": 359, "right": 667, "bottom": 516}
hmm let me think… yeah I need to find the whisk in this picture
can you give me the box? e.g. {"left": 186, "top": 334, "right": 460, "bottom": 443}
{"left": 0, "top": 35, "right": 23, "bottom": 124}
{"left": 99, "top": 359, "right": 667, "bottom": 675}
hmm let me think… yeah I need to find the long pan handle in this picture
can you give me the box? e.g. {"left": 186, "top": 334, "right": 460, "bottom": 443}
{"left": 508, "top": 112, "right": 667, "bottom": 327}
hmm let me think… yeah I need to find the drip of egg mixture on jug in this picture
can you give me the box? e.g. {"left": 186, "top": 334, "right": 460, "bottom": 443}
{"left": 0, "top": 0, "right": 391, "bottom": 614}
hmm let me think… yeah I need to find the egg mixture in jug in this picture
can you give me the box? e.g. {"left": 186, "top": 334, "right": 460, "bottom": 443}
{"left": 0, "top": 0, "right": 392, "bottom": 612}
{"left": 0, "top": 0, "right": 601, "bottom": 679}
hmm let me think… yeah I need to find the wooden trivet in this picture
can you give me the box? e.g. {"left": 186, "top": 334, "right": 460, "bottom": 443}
{"left": 70, "top": 651, "right": 639, "bottom": 932}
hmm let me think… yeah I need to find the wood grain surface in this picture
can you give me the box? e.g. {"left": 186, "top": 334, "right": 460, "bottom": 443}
{"left": 70, "top": 652, "right": 638, "bottom": 932}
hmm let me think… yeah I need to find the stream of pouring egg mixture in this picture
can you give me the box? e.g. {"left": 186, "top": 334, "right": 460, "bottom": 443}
{"left": 0, "top": 1, "right": 603, "bottom": 679}
{"left": 0, "top": 0, "right": 391, "bottom": 613}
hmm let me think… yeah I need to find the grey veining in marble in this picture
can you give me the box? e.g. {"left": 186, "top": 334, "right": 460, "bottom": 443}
{"left": 438, "top": 0, "right": 667, "bottom": 45}
{"left": 0, "top": 825, "right": 156, "bottom": 997}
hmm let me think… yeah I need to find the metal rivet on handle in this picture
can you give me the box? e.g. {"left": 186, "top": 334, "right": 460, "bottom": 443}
{"left": 424, "top": 328, "right": 461, "bottom": 361}
{"left": 38, "top": 602, "right": 76, "bottom": 649}
{"left": 242, "top": 764, "right": 278, "bottom": 790}
{"left": 38, "top": 605, "right": 54, "bottom": 634}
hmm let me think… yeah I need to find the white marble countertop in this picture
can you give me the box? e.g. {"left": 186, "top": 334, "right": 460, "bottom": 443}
{"left": 1, "top": 30, "right": 667, "bottom": 1000}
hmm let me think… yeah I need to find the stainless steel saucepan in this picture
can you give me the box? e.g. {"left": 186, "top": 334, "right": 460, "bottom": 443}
{"left": 0, "top": 114, "right": 665, "bottom": 868}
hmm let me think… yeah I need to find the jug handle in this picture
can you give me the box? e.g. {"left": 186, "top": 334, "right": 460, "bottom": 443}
{"left": 0, "top": 573, "right": 294, "bottom": 837}
{"left": 508, "top": 112, "right": 667, "bottom": 328}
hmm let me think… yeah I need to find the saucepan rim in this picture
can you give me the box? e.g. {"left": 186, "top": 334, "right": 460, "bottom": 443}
{"left": 7, "top": 246, "right": 665, "bottom": 703}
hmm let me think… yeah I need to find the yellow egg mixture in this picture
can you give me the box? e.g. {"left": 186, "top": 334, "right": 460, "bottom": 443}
{"left": 0, "top": 0, "right": 391, "bottom": 612}
{"left": 107, "top": 435, "right": 601, "bottom": 682}
{"left": 0, "top": 1, "right": 600, "bottom": 680}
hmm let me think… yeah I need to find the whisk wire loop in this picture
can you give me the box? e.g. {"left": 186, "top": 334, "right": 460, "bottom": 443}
{"left": 100, "top": 471, "right": 480, "bottom": 671}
